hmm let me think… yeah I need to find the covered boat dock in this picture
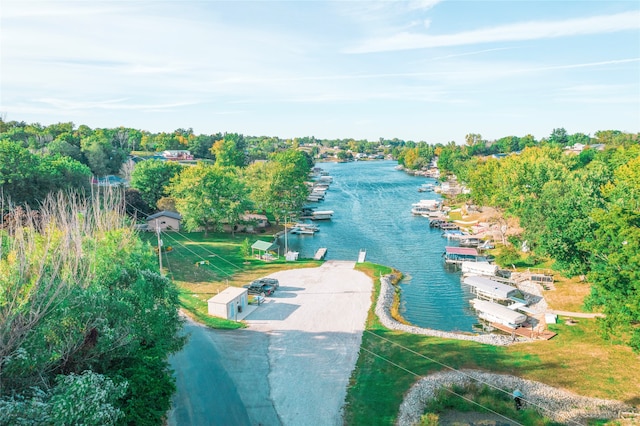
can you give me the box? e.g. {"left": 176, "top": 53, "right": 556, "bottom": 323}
{"left": 443, "top": 246, "right": 484, "bottom": 265}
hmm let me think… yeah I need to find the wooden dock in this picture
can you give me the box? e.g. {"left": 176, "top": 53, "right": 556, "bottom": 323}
{"left": 357, "top": 249, "right": 367, "bottom": 263}
{"left": 490, "top": 322, "right": 557, "bottom": 340}
{"left": 314, "top": 247, "right": 327, "bottom": 260}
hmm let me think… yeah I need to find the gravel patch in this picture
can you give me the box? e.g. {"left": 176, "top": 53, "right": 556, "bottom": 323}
{"left": 396, "top": 369, "right": 635, "bottom": 426}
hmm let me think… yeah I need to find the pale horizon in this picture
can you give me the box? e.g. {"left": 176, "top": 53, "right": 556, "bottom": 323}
{"left": 1, "top": 0, "right": 639, "bottom": 144}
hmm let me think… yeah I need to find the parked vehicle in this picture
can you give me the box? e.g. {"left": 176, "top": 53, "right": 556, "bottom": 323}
{"left": 243, "top": 278, "right": 279, "bottom": 296}
{"left": 253, "top": 277, "right": 279, "bottom": 289}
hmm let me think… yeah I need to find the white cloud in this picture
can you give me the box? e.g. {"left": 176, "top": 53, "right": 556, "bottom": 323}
{"left": 347, "top": 10, "right": 640, "bottom": 53}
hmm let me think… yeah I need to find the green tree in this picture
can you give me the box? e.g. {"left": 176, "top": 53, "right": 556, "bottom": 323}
{"left": 168, "top": 163, "right": 249, "bottom": 236}
{"left": 130, "top": 159, "right": 183, "bottom": 209}
{"left": 0, "top": 192, "right": 184, "bottom": 424}
{"left": 211, "top": 133, "right": 247, "bottom": 167}
{"left": 80, "top": 131, "right": 127, "bottom": 176}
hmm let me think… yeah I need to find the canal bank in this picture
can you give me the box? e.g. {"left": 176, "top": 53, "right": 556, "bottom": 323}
{"left": 277, "top": 160, "right": 479, "bottom": 333}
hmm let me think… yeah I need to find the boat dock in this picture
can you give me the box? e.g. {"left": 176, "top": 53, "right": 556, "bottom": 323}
{"left": 314, "top": 247, "right": 327, "bottom": 260}
{"left": 490, "top": 322, "right": 557, "bottom": 340}
{"left": 357, "top": 249, "right": 366, "bottom": 263}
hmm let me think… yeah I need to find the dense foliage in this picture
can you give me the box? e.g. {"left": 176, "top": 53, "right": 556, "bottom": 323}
{"left": 0, "top": 193, "right": 184, "bottom": 425}
{"left": 442, "top": 130, "right": 640, "bottom": 352}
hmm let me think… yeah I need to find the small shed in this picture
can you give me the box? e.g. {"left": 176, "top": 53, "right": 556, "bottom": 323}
{"left": 251, "top": 240, "right": 279, "bottom": 260}
{"left": 146, "top": 211, "right": 182, "bottom": 231}
{"left": 208, "top": 287, "right": 248, "bottom": 320}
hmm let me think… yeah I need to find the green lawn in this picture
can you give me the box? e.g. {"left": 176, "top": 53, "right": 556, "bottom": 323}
{"left": 139, "top": 230, "right": 321, "bottom": 324}
{"left": 344, "top": 265, "right": 639, "bottom": 425}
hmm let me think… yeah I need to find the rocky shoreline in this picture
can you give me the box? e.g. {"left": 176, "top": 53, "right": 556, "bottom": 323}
{"left": 376, "top": 275, "right": 519, "bottom": 346}
{"left": 376, "top": 276, "right": 637, "bottom": 425}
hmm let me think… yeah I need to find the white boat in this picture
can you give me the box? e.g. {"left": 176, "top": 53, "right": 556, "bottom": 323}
{"left": 411, "top": 199, "right": 440, "bottom": 215}
{"left": 290, "top": 223, "right": 319, "bottom": 234}
{"left": 310, "top": 210, "right": 334, "bottom": 220}
{"left": 290, "top": 227, "right": 316, "bottom": 235}
{"left": 418, "top": 183, "right": 435, "bottom": 192}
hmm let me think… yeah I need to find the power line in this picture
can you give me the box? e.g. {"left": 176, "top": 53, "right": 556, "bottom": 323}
{"left": 160, "top": 231, "right": 233, "bottom": 277}
{"left": 359, "top": 346, "right": 524, "bottom": 426}
{"left": 363, "top": 330, "right": 582, "bottom": 426}
{"left": 126, "top": 201, "right": 246, "bottom": 273}
{"left": 172, "top": 229, "right": 244, "bottom": 271}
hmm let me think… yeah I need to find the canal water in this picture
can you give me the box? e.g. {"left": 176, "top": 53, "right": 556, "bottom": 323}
{"left": 276, "top": 160, "right": 478, "bottom": 332}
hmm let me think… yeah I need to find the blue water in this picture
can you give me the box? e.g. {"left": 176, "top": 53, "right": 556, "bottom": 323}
{"left": 276, "top": 160, "right": 478, "bottom": 332}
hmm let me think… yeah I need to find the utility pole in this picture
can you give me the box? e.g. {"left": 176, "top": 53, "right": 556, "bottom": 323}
{"left": 156, "top": 222, "right": 163, "bottom": 275}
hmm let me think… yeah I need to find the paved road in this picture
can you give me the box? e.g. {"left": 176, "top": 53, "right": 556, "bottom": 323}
{"left": 167, "top": 321, "right": 253, "bottom": 426}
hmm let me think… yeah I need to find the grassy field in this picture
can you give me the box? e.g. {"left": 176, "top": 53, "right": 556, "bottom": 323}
{"left": 143, "top": 231, "right": 639, "bottom": 424}
{"left": 139, "top": 230, "right": 321, "bottom": 327}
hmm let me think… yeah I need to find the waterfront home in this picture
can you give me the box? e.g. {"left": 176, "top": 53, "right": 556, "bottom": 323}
{"left": 161, "top": 150, "right": 194, "bottom": 160}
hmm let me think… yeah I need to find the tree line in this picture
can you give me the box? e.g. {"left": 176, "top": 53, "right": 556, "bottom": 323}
{"left": 434, "top": 129, "right": 639, "bottom": 352}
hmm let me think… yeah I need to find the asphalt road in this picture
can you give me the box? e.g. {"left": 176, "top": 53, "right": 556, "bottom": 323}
{"left": 167, "top": 321, "right": 255, "bottom": 426}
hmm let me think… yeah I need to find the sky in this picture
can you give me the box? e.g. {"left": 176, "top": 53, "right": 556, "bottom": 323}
{"left": 1, "top": 0, "right": 639, "bottom": 144}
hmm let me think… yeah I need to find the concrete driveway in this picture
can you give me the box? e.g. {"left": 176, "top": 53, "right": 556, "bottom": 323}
{"left": 168, "top": 261, "right": 373, "bottom": 426}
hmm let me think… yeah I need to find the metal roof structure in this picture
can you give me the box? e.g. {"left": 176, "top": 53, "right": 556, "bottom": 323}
{"left": 463, "top": 275, "right": 518, "bottom": 300}
{"left": 251, "top": 240, "right": 278, "bottom": 251}
{"left": 445, "top": 246, "right": 479, "bottom": 256}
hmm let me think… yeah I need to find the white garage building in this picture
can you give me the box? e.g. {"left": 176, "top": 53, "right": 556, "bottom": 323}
{"left": 207, "top": 287, "right": 249, "bottom": 320}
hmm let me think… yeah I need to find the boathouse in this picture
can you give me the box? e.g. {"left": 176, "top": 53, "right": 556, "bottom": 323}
{"left": 461, "top": 261, "right": 498, "bottom": 277}
{"left": 443, "top": 246, "right": 483, "bottom": 264}
{"left": 463, "top": 275, "right": 519, "bottom": 303}
{"left": 470, "top": 299, "right": 527, "bottom": 328}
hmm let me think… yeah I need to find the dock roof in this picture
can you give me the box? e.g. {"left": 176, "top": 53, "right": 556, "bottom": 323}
{"left": 463, "top": 275, "right": 518, "bottom": 300}
{"left": 445, "top": 246, "right": 478, "bottom": 256}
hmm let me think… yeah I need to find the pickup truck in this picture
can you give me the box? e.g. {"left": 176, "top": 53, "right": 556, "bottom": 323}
{"left": 243, "top": 280, "right": 276, "bottom": 296}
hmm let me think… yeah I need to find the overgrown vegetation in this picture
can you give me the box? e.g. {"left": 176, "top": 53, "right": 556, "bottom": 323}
{"left": 422, "top": 383, "right": 562, "bottom": 426}
{"left": 0, "top": 192, "right": 184, "bottom": 425}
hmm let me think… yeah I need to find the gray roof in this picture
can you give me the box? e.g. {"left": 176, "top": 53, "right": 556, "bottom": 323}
{"left": 146, "top": 211, "right": 182, "bottom": 221}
